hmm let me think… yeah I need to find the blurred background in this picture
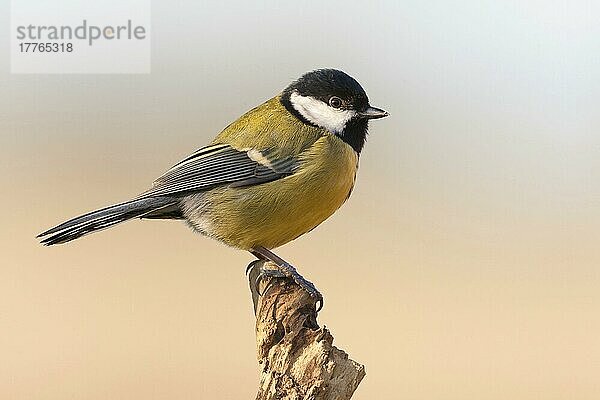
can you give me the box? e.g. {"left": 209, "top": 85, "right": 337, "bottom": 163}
{"left": 1, "top": 1, "right": 599, "bottom": 399}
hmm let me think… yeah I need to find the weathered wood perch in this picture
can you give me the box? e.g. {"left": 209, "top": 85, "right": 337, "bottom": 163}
{"left": 247, "top": 260, "right": 365, "bottom": 400}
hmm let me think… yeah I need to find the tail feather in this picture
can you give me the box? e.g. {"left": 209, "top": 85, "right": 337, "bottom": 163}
{"left": 38, "top": 197, "right": 177, "bottom": 245}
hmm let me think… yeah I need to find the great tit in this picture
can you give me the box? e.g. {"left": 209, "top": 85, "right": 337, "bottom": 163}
{"left": 38, "top": 69, "right": 389, "bottom": 308}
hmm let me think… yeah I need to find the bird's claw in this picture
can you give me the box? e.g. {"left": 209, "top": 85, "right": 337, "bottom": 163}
{"left": 252, "top": 261, "right": 323, "bottom": 312}
{"left": 255, "top": 267, "right": 286, "bottom": 297}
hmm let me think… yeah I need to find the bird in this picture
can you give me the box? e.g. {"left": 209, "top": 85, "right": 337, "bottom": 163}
{"left": 37, "top": 69, "right": 389, "bottom": 309}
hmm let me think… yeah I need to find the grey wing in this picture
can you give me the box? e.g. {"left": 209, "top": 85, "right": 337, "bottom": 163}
{"left": 137, "top": 144, "right": 297, "bottom": 198}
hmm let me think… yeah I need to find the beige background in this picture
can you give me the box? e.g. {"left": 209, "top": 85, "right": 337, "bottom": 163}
{"left": 2, "top": 1, "right": 600, "bottom": 399}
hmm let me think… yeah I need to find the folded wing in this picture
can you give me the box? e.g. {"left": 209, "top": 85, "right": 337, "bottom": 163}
{"left": 138, "top": 144, "right": 298, "bottom": 198}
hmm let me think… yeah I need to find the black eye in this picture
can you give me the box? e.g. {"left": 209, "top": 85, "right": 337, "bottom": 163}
{"left": 329, "top": 96, "right": 343, "bottom": 109}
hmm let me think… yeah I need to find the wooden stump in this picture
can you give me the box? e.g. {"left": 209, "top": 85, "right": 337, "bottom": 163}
{"left": 247, "top": 260, "right": 365, "bottom": 400}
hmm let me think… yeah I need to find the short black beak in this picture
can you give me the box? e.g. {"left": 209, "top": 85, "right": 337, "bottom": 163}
{"left": 358, "top": 106, "right": 389, "bottom": 120}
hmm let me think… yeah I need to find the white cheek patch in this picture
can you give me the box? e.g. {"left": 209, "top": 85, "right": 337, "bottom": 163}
{"left": 289, "top": 91, "right": 356, "bottom": 134}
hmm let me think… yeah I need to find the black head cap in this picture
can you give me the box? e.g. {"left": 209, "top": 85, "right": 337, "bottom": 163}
{"left": 283, "top": 69, "right": 370, "bottom": 112}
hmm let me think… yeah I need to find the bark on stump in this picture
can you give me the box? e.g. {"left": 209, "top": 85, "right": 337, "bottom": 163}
{"left": 247, "top": 260, "right": 365, "bottom": 400}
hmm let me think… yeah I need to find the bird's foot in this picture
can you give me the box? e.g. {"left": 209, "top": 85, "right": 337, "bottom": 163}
{"left": 248, "top": 247, "right": 323, "bottom": 313}
{"left": 260, "top": 261, "right": 322, "bottom": 304}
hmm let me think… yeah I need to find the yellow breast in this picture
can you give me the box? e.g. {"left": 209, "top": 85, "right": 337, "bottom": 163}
{"left": 197, "top": 134, "right": 358, "bottom": 250}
